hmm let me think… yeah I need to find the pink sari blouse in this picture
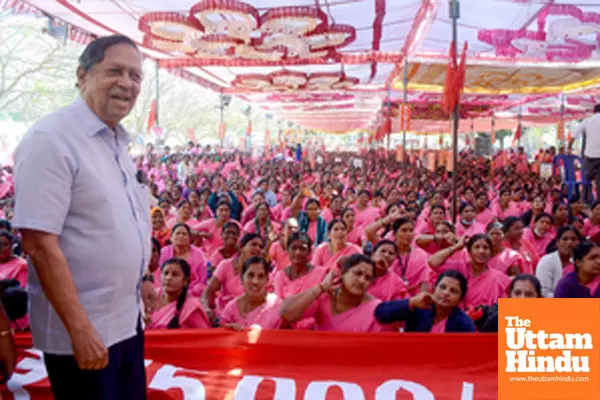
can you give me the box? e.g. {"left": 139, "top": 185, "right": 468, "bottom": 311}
{"left": 220, "top": 293, "right": 282, "bottom": 329}
{"left": 488, "top": 247, "right": 526, "bottom": 275}
{"left": 157, "top": 245, "right": 208, "bottom": 297}
{"left": 312, "top": 295, "right": 392, "bottom": 332}
{"left": 311, "top": 243, "right": 363, "bottom": 270}
{"left": 147, "top": 295, "right": 211, "bottom": 329}
{"left": 0, "top": 257, "right": 27, "bottom": 288}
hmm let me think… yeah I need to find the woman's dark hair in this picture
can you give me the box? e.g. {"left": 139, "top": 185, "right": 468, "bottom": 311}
{"left": 430, "top": 204, "right": 446, "bottom": 214}
{"left": 546, "top": 225, "right": 581, "bottom": 254}
{"left": 358, "top": 189, "right": 371, "bottom": 199}
{"left": 241, "top": 256, "right": 270, "bottom": 279}
{"left": 435, "top": 269, "right": 468, "bottom": 300}
{"left": 373, "top": 239, "right": 397, "bottom": 255}
{"left": 486, "top": 221, "right": 504, "bottom": 233}
{"left": 171, "top": 223, "right": 191, "bottom": 237}
{"left": 552, "top": 202, "right": 568, "bottom": 215}
{"left": 591, "top": 200, "right": 600, "bottom": 211}
{"left": 216, "top": 200, "right": 232, "bottom": 211}
{"left": 341, "top": 253, "right": 375, "bottom": 276}
{"left": 392, "top": 217, "right": 413, "bottom": 235}
{"left": 502, "top": 216, "right": 522, "bottom": 234}
{"left": 327, "top": 218, "right": 347, "bottom": 233}
{"left": 534, "top": 212, "right": 553, "bottom": 224}
{"left": 459, "top": 202, "right": 475, "bottom": 214}
{"left": 287, "top": 232, "right": 313, "bottom": 251}
{"left": 151, "top": 237, "right": 161, "bottom": 254}
{"left": 240, "top": 233, "right": 264, "bottom": 249}
{"left": 176, "top": 199, "right": 190, "bottom": 209}
{"left": 78, "top": 35, "right": 138, "bottom": 73}
{"left": 466, "top": 234, "right": 492, "bottom": 253}
{"left": 573, "top": 241, "right": 597, "bottom": 272}
{"left": 161, "top": 258, "right": 191, "bottom": 329}
{"left": 0, "top": 279, "right": 27, "bottom": 322}
{"left": 222, "top": 221, "right": 241, "bottom": 234}
{"left": 341, "top": 207, "right": 355, "bottom": 220}
{"left": 438, "top": 220, "right": 456, "bottom": 233}
{"left": 305, "top": 198, "right": 321, "bottom": 211}
{"left": 509, "top": 274, "right": 542, "bottom": 298}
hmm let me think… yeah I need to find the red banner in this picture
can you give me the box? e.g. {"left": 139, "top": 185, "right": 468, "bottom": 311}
{"left": 2, "top": 330, "right": 498, "bottom": 400}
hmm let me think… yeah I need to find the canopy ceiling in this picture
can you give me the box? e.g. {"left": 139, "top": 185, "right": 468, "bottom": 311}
{"left": 11, "top": 0, "right": 600, "bottom": 133}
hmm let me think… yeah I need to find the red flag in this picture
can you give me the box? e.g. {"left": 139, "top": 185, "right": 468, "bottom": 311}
{"left": 218, "top": 123, "right": 226, "bottom": 141}
{"left": 512, "top": 124, "right": 522, "bottom": 146}
{"left": 465, "top": 134, "right": 471, "bottom": 146}
{"left": 246, "top": 120, "right": 252, "bottom": 137}
{"left": 146, "top": 99, "right": 157, "bottom": 132}
{"left": 187, "top": 128, "right": 195, "bottom": 141}
{"left": 442, "top": 41, "right": 468, "bottom": 115}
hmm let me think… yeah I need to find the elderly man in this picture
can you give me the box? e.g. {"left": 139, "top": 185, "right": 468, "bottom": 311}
{"left": 13, "top": 35, "right": 151, "bottom": 399}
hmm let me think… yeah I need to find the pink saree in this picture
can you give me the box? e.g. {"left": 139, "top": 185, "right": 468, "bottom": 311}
{"left": 488, "top": 248, "right": 526, "bottom": 275}
{"left": 0, "top": 257, "right": 27, "bottom": 288}
{"left": 314, "top": 295, "right": 393, "bottom": 332}
{"left": 392, "top": 247, "right": 431, "bottom": 295}
{"left": 368, "top": 271, "right": 407, "bottom": 301}
{"left": 220, "top": 293, "right": 282, "bottom": 329}
{"left": 463, "top": 267, "right": 512, "bottom": 309}
{"left": 146, "top": 295, "right": 211, "bottom": 329}
{"left": 273, "top": 266, "right": 328, "bottom": 330}
{"left": 157, "top": 245, "right": 208, "bottom": 297}
{"left": 213, "top": 257, "right": 245, "bottom": 312}
{"left": 311, "top": 243, "right": 363, "bottom": 270}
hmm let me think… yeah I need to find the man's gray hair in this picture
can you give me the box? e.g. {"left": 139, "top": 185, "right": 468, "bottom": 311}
{"left": 78, "top": 35, "right": 138, "bottom": 72}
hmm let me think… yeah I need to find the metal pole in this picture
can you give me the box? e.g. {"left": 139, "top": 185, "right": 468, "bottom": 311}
{"left": 450, "top": 0, "right": 460, "bottom": 224}
{"left": 386, "top": 87, "right": 391, "bottom": 153}
{"left": 402, "top": 57, "right": 409, "bottom": 163}
{"left": 155, "top": 61, "right": 160, "bottom": 127}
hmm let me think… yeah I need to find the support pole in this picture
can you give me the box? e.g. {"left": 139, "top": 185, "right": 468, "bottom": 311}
{"left": 386, "top": 87, "right": 391, "bottom": 153}
{"left": 155, "top": 61, "right": 160, "bottom": 128}
{"left": 450, "top": 0, "right": 460, "bottom": 224}
{"left": 402, "top": 57, "right": 409, "bottom": 163}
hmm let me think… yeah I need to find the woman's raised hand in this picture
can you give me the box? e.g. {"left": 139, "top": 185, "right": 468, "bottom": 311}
{"left": 409, "top": 292, "right": 435, "bottom": 310}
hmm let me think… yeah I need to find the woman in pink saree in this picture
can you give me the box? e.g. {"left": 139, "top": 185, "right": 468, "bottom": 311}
{"left": 352, "top": 190, "right": 381, "bottom": 228}
{"left": 195, "top": 200, "right": 241, "bottom": 255}
{"left": 491, "top": 189, "right": 521, "bottom": 222}
{"left": 169, "top": 199, "right": 200, "bottom": 229}
{"left": 157, "top": 223, "right": 208, "bottom": 297}
{"left": 220, "top": 256, "right": 284, "bottom": 330}
{"left": 0, "top": 231, "right": 27, "bottom": 288}
{"left": 208, "top": 222, "right": 241, "bottom": 268}
{"left": 268, "top": 218, "right": 299, "bottom": 270}
{"left": 455, "top": 203, "right": 485, "bottom": 237}
{"left": 474, "top": 192, "right": 494, "bottom": 227}
{"left": 487, "top": 222, "right": 526, "bottom": 276}
{"left": 584, "top": 201, "right": 600, "bottom": 238}
{"left": 201, "top": 233, "right": 265, "bottom": 323}
{"left": 272, "top": 232, "right": 328, "bottom": 329}
{"left": 503, "top": 216, "right": 539, "bottom": 274}
{"left": 522, "top": 213, "right": 554, "bottom": 258}
{"left": 280, "top": 254, "right": 393, "bottom": 332}
{"left": 243, "top": 202, "right": 281, "bottom": 239}
{"left": 368, "top": 240, "right": 407, "bottom": 301}
{"left": 146, "top": 258, "right": 211, "bottom": 329}
{"left": 311, "top": 219, "right": 362, "bottom": 270}
{"left": 341, "top": 207, "right": 363, "bottom": 247}
{"left": 428, "top": 234, "right": 512, "bottom": 308}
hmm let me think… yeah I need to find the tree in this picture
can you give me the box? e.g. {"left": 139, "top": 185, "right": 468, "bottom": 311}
{"left": 0, "top": 15, "right": 80, "bottom": 122}
{"left": 495, "top": 129, "right": 512, "bottom": 149}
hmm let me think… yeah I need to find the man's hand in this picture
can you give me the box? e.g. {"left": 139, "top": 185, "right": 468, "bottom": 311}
{"left": 70, "top": 325, "right": 108, "bottom": 370}
{"left": 141, "top": 281, "right": 157, "bottom": 315}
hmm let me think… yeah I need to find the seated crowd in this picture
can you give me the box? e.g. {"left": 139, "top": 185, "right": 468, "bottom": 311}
{"left": 0, "top": 143, "right": 598, "bottom": 333}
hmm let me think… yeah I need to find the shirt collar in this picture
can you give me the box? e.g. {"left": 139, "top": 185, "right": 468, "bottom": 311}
{"left": 72, "top": 96, "right": 131, "bottom": 145}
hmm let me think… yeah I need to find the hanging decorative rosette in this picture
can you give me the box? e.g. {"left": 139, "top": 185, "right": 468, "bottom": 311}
{"left": 138, "top": 0, "right": 356, "bottom": 62}
{"left": 231, "top": 70, "right": 360, "bottom": 92}
{"left": 266, "top": 93, "right": 354, "bottom": 103}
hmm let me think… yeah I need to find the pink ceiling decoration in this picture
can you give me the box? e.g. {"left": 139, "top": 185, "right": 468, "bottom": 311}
{"left": 231, "top": 70, "right": 359, "bottom": 92}
{"left": 139, "top": 0, "right": 356, "bottom": 63}
{"left": 265, "top": 92, "right": 354, "bottom": 103}
{"left": 478, "top": 4, "right": 600, "bottom": 62}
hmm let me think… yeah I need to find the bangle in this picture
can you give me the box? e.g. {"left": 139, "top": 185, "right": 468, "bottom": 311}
{"left": 317, "top": 283, "right": 325, "bottom": 294}
{"left": 142, "top": 274, "right": 155, "bottom": 284}
{"left": 0, "top": 329, "right": 13, "bottom": 337}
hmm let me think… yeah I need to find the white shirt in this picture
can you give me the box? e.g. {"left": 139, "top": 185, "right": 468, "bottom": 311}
{"left": 13, "top": 97, "right": 151, "bottom": 354}
{"left": 573, "top": 113, "right": 600, "bottom": 158}
{"left": 535, "top": 251, "right": 567, "bottom": 298}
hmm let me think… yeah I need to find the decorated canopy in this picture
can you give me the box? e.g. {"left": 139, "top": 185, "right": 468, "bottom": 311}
{"left": 7, "top": 0, "right": 600, "bottom": 134}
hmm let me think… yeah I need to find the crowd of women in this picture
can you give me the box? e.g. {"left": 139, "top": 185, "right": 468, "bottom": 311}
{"left": 0, "top": 142, "right": 599, "bottom": 334}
